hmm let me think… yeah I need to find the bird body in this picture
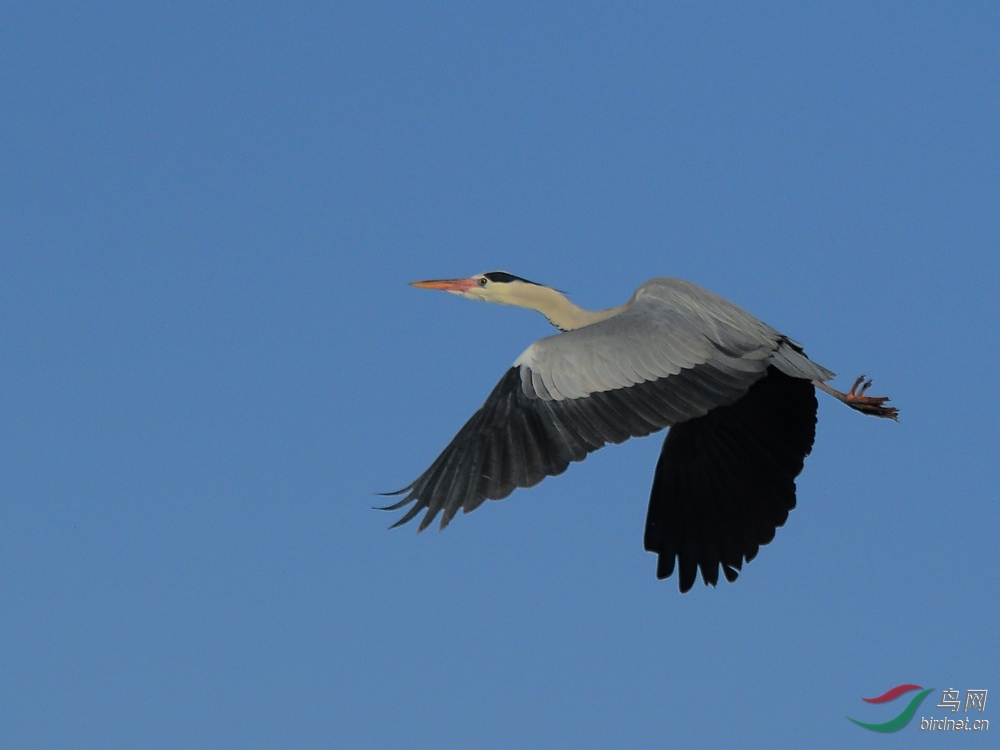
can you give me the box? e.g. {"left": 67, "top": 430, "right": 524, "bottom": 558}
{"left": 385, "top": 272, "right": 896, "bottom": 592}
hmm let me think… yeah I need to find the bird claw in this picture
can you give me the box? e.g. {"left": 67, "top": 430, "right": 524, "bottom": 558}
{"left": 848, "top": 375, "right": 865, "bottom": 396}
{"left": 843, "top": 375, "right": 898, "bottom": 420}
{"left": 814, "top": 375, "right": 898, "bottom": 420}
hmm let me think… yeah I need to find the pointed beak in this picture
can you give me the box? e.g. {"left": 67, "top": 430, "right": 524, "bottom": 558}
{"left": 410, "top": 277, "right": 478, "bottom": 292}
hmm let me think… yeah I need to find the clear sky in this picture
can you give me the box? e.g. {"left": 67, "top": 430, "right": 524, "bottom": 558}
{"left": 2, "top": 3, "right": 997, "bottom": 748}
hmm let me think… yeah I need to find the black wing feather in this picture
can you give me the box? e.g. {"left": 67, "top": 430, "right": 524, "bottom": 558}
{"left": 643, "top": 367, "right": 817, "bottom": 592}
{"left": 385, "top": 363, "right": 759, "bottom": 532}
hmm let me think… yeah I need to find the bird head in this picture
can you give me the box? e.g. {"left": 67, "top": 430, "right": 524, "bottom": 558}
{"left": 410, "top": 271, "right": 545, "bottom": 306}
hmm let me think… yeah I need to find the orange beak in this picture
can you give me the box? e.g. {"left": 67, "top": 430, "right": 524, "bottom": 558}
{"left": 410, "top": 277, "right": 479, "bottom": 292}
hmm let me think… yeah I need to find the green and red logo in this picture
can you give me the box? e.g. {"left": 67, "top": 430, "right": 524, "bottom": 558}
{"left": 847, "top": 684, "right": 934, "bottom": 732}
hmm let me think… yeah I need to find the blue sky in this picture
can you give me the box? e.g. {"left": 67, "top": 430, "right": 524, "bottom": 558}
{"left": 2, "top": 3, "right": 997, "bottom": 748}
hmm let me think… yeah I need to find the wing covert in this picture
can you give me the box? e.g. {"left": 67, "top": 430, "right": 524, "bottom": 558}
{"left": 514, "top": 290, "right": 777, "bottom": 402}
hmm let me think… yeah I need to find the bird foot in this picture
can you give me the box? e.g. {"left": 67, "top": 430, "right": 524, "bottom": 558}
{"left": 814, "top": 375, "right": 899, "bottom": 420}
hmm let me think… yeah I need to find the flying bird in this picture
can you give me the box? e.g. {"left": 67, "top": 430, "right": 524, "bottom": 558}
{"left": 383, "top": 272, "right": 897, "bottom": 592}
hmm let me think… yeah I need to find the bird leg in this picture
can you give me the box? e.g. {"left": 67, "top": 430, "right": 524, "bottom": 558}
{"left": 813, "top": 375, "right": 899, "bottom": 420}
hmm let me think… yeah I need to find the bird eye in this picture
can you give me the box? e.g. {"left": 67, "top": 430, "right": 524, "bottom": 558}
{"left": 478, "top": 277, "right": 488, "bottom": 286}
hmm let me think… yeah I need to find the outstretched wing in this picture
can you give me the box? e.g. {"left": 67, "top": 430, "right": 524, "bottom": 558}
{"left": 384, "top": 283, "right": 804, "bottom": 532}
{"left": 644, "top": 367, "right": 818, "bottom": 593}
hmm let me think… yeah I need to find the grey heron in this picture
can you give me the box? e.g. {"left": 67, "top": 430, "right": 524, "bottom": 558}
{"left": 384, "top": 272, "right": 897, "bottom": 592}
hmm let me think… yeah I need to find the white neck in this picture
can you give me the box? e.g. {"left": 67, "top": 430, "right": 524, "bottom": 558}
{"left": 504, "top": 283, "right": 624, "bottom": 331}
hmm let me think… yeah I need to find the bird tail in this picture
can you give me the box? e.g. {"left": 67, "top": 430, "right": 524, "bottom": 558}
{"left": 770, "top": 338, "right": 835, "bottom": 382}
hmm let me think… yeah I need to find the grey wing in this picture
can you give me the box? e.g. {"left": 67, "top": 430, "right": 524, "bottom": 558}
{"left": 385, "top": 289, "right": 800, "bottom": 531}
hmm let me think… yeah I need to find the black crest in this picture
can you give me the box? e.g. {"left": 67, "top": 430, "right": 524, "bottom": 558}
{"left": 483, "top": 271, "right": 541, "bottom": 285}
